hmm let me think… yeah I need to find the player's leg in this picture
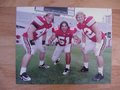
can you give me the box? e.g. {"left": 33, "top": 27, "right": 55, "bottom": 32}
{"left": 39, "top": 51, "right": 50, "bottom": 69}
{"left": 52, "top": 45, "right": 64, "bottom": 65}
{"left": 92, "top": 38, "right": 107, "bottom": 81}
{"left": 20, "top": 54, "right": 32, "bottom": 81}
{"left": 63, "top": 44, "right": 71, "bottom": 75}
{"left": 36, "top": 37, "right": 49, "bottom": 69}
{"left": 80, "top": 49, "right": 89, "bottom": 72}
{"left": 80, "top": 40, "right": 95, "bottom": 72}
{"left": 20, "top": 37, "right": 36, "bottom": 81}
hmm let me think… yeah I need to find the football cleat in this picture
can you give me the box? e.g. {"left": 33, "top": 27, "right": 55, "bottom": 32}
{"left": 63, "top": 68, "right": 70, "bottom": 75}
{"left": 92, "top": 73, "right": 104, "bottom": 81}
{"left": 39, "top": 63, "right": 50, "bottom": 69}
{"left": 54, "top": 58, "right": 60, "bottom": 65}
{"left": 20, "top": 72, "right": 31, "bottom": 81}
{"left": 80, "top": 66, "right": 89, "bottom": 72}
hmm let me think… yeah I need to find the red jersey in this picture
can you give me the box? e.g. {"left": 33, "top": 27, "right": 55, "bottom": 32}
{"left": 23, "top": 16, "right": 52, "bottom": 40}
{"left": 52, "top": 27, "right": 77, "bottom": 46}
{"left": 77, "top": 16, "right": 105, "bottom": 42}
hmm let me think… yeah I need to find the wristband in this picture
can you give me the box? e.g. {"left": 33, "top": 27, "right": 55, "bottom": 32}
{"left": 42, "top": 40, "right": 46, "bottom": 45}
{"left": 30, "top": 40, "right": 35, "bottom": 45}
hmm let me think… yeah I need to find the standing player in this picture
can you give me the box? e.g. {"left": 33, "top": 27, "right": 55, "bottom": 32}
{"left": 20, "top": 13, "right": 54, "bottom": 81}
{"left": 48, "top": 21, "right": 81, "bottom": 75}
{"left": 76, "top": 12, "right": 106, "bottom": 81}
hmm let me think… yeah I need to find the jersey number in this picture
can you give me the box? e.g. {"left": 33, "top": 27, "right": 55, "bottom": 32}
{"left": 58, "top": 36, "right": 70, "bottom": 46}
{"left": 83, "top": 28, "right": 95, "bottom": 38}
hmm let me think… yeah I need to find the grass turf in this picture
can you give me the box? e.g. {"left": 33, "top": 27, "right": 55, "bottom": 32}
{"left": 16, "top": 45, "right": 111, "bottom": 84}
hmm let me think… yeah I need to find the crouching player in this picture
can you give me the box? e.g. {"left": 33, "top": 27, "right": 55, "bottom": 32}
{"left": 48, "top": 21, "right": 81, "bottom": 75}
{"left": 20, "top": 13, "right": 54, "bottom": 81}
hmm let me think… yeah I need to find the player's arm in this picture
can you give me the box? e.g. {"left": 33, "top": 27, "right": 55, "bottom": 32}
{"left": 48, "top": 33, "right": 56, "bottom": 45}
{"left": 92, "top": 23, "right": 102, "bottom": 43}
{"left": 82, "top": 32, "right": 86, "bottom": 43}
{"left": 75, "top": 27, "right": 85, "bottom": 46}
{"left": 27, "top": 24, "right": 36, "bottom": 45}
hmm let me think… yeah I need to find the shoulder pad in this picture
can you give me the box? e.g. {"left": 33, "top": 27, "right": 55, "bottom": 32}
{"left": 33, "top": 16, "right": 44, "bottom": 26}
{"left": 86, "top": 16, "right": 96, "bottom": 27}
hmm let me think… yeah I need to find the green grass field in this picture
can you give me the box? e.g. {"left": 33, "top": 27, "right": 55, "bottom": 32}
{"left": 16, "top": 45, "right": 111, "bottom": 84}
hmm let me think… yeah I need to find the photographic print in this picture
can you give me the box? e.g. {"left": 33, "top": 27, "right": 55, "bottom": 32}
{"left": 16, "top": 7, "right": 112, "bottom": 84}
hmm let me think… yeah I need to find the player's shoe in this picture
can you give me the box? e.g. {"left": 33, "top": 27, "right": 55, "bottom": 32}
{"left": 63, "top": 68, "right": 70, "bottom": 75}
{"left": 54, "top": 58, "right": 60, "bottom": 65}
{"left": 20, "top": 72, "right": 31, "bottom": 81}
{"left": 92, "top": 73, "right": 104, "bottom": 81}
{"left": 80, "top": 66, "right": 89, "bottom": 72}
{"left": 39, "top": 63, "right": 50, "bottom": 69}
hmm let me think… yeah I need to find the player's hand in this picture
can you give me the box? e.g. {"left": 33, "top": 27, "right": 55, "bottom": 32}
{"left": 48, "top": 39, "right": 52, "bottom": 45}
{"left": 76, "top": 39, "right": 81, "bottom": 44}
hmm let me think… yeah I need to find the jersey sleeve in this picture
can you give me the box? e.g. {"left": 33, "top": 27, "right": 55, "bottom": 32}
{"left": 52, "top": 27, "right": 58, "bottom": 33}
{"left": 70, "top": 27, "right": 77, "bottom": 36}
{"left": 86, "top": 16, "right": 96, "bottom": 27}
{"left": 73, "top": 28, "right": 77, "bottom": 33}
{"left": 52, "top": 28, "right": 55, "bottom": 33}
{"left": 31, "top": 16, "right": 44, "bottom": 29}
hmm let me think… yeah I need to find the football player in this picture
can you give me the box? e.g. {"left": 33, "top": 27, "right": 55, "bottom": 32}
{"left": 48, "top": 21, "right": 81, "bottom": 75}
{"left": 76, "top": 12, "right": 106, "bottom": 81}
{"left": 20, "top": 13, "right": 54, "bottom": 81}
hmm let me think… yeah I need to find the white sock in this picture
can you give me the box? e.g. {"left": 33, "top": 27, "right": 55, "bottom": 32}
{"left": 98, "top": 67, "right": 103, "bottom": 76}
{"left": 20, "top": 67, "right": 26, "bottom": 75}
{"left": 66, "top": 64, "right": 70, "bottom": 69}
{"left": 39, "top": 60, "right": 44, "bottom": 65}
{"left": 84, "top": 62, "right": 88, "bottom": 68}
